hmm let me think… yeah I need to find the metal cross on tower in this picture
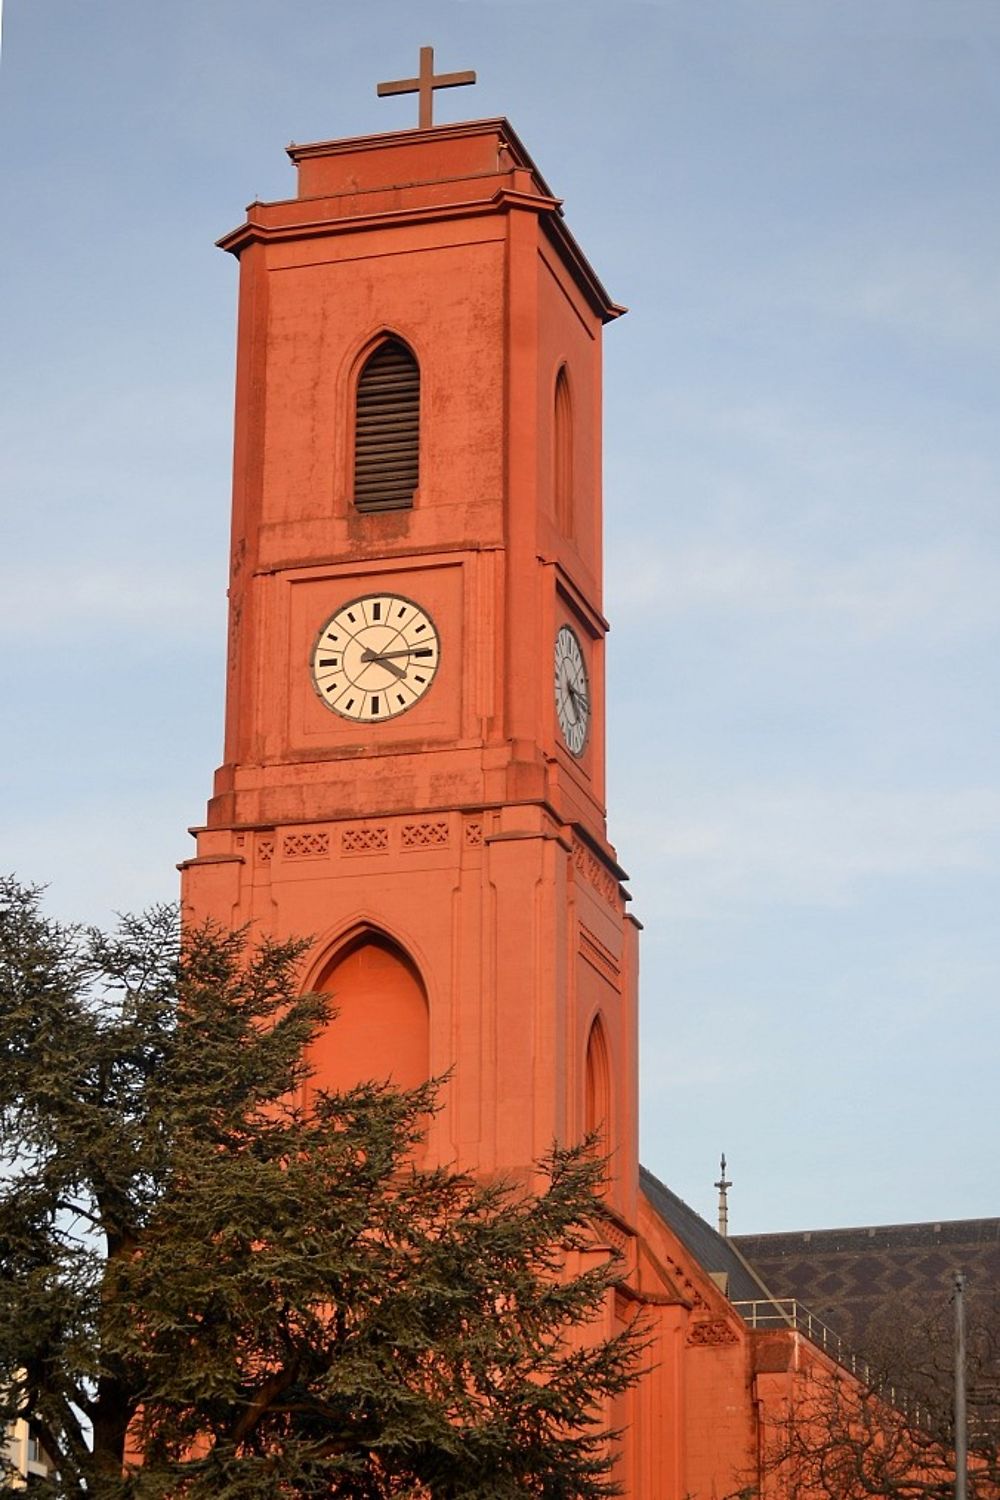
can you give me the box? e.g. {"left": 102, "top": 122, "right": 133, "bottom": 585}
{"left": 377, "top": 45, "right": 477, "bottom": 130}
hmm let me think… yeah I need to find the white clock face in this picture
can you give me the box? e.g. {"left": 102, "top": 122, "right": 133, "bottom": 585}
{"left": 554, "top": 624, "right": 589, "bottom": 756}
{"left": 311, "top": 593, "right": 440, "bottom": 723}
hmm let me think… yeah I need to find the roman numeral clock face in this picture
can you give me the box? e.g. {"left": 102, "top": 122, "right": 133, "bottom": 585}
{"left": 554, "top": 624, "right": 590, "bottom": 756}
{"left": 311, "top": 594, "right": 440, "bottom": 722}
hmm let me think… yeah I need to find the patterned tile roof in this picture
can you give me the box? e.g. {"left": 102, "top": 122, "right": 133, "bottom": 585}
{"left": 733, "top": 1218, "right": 1000, "bottom": 1357}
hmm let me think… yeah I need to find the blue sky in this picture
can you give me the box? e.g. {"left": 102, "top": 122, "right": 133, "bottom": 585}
{"left": 2, "top": 0, "right": 998, "bottom": 1235}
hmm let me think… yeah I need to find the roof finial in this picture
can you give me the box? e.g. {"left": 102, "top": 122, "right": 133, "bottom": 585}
{"left": 377, "top": 45, "right": 477, "bottom": 130}
{"left": 715, "top": 1153, "right": 732, "bottom": 1238}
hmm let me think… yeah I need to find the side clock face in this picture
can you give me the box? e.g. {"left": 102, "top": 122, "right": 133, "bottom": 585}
{"left": 311, "top": 593, "right": 440, "bottom": 723}
{"left": 554, "top": 624, "right": 590, "bottom": 756}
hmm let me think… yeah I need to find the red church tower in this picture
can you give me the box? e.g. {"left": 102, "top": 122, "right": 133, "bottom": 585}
{"left": 181, "top": 73, "right": 639, "bottom": 1217}
{"left": 181, "top": 62, "right": 836, "bottom": 1498}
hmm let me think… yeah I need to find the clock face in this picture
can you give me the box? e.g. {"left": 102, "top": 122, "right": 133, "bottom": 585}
{"left": 554, "top": 624, "right": 589, "bottom": 756}
{"left": 311, "top": 593, "right": 440, "bottom": 723}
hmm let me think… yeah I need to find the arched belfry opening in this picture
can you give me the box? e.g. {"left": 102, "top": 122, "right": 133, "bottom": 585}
{"left": 310, "top": 931, "right": 430, "bottom": 1097}
{"left": 353, "top": 336, "right": 420, "bottom": 513}
{"left": 584, "top": 1014, "right": 611, "bottom": 1154}
{"left": 554, "top": 363, "right": 574, "bottom": 536}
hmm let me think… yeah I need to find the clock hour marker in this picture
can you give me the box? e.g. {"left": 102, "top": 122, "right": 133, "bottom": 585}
{"left": 318, "top": 657, "right": 338, "bottom": 667}
{"left": 372, "top": 601, "right": 381, "bottom": 620}
{"left": 371, "top": 695, "right": 380, "bottom": 715}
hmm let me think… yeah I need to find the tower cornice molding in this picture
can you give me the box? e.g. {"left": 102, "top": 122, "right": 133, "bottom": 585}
{"left": 285, "top": 116, "right": 550, "bottom": 186}
{"left": 217, "top": 190, "right": 624, "bottom": 325}
{"left": 219, "top": 114, "right": 625, "bottom": 324}
{"left": 216, "top": 188, "right": 553, "bottom": 256}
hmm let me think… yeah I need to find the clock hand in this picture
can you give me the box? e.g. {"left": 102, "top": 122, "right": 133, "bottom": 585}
{"left": 568, "top": 683, "right": 589, "bottom": 714}
{"left": 361, "top": 647, "right": 433, "bottom": 661}
{"left": 562, "top": 685, "right": 578, "bottom": 724}
{"left": 359, "top": 650, "right": 407, "bottom": 680}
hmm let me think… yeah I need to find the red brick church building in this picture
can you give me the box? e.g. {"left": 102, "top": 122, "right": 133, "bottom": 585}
{"left": 179, "top": 58, "right": 996, "bottom": 1496}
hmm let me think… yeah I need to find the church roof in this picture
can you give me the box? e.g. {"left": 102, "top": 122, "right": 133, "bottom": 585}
{"left": 639, "top": 1165, "right": 780, "bottom": 1306}
{"left": 733, "top": 1218, "right": 1000, "bottom": 1356}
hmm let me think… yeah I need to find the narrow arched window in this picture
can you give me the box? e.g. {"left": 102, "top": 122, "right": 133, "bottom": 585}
{"left": 354, "top": 338, "right": 420, "bottom": 512}
{"left": 554, "top": 364, "right": 574, "bottom": 536}
{"left": 585, "top": 1015, "right": 611, "bottom": 1154}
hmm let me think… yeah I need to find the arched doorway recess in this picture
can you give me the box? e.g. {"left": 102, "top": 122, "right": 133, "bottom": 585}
{"left": 311, "top": 931, "right": 430, "bottom": 1096}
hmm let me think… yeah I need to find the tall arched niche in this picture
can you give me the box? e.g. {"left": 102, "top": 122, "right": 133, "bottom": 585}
{"left": 584, "top": 1013, "right": 612, "bottom": 1155}
{"left": 553, "top": 363, "right": 574, "bottom": 537}
{"left": 310, "top": 930, "right": 430, "bottom": 1097}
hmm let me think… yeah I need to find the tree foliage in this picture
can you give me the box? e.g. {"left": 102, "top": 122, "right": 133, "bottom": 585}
{"left": 0, "top": 878, "right": 642, "bottom": 1499}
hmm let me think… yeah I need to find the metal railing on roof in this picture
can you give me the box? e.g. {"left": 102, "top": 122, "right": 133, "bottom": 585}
{"left": 733, "top": 1298, "right": 998, "bottom": 1445}
{"left": 732, "top": 1298, "right": 944, "bottom": 1429}
{"left": 733, "top": 1298, "right": 874, "bottom": 1382}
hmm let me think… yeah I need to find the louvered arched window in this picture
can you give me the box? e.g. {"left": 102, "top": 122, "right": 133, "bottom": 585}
{"left": 554, "top": 364, "right": 574, "bottom": 536}
{"left": 354, "top": 337, "right": 420, "bottom": 512}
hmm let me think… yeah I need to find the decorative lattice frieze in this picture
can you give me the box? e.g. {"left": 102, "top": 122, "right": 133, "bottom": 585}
{"left": 687, "top": 1319, "right": 739, "bottom": 1347}
{"left": 401, "top": 821, "right": 449, "bottom": 849}
{"left": 341, "top": 825, "right": 390, "bottom": 855}
{"left": 604, "top": 1220, "right": 629, "bottom": 1256}
{"left": 573, "top": 839, "right": 620, "bottom": 906}
{"left": 282, "top": 832, "right": 330, "bottom": 860}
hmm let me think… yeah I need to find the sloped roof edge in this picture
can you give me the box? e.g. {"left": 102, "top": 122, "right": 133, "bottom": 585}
{"left": 640, "top": 1164, "right": 784, "bottom": 1308}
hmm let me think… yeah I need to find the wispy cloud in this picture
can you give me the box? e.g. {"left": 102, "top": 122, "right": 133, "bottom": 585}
{"left": 786, "top": 239, "right": 1000, "bottom": 350}
{"left": 4, "top": 795, "right": 198, "bottom": 927}
{"left": 620, "top": 785, "right": 1000, "bottom": 915}
{"left": 608, "top": 538, "right": 1000, "bottom": 641}
{"left": 0, "top": 562, "right": 223, "bottom": 642}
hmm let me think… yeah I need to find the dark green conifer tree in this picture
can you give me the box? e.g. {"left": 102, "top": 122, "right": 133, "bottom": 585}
{"left": 0, "top": 878, "right": 642, "bottom": 1499}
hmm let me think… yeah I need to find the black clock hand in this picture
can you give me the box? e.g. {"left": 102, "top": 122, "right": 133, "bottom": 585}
{"left": 360, "top": 650, "right": 407, "bottom": 680}
{"left": 361, "top": 647, "right": 433, "bottom": 661}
